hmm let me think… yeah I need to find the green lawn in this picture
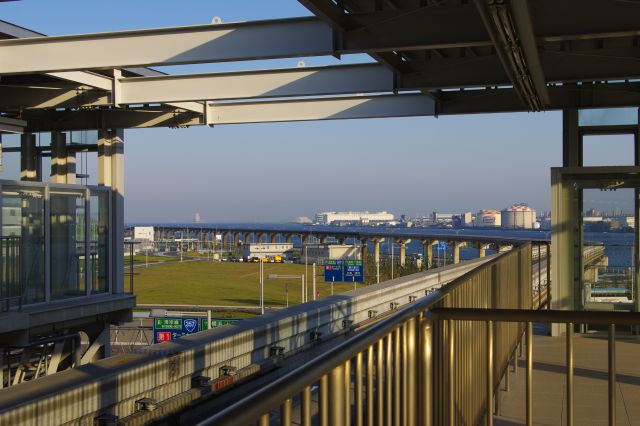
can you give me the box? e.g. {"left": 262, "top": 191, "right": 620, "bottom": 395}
{"left": 132, "top": 260, "right": 360, "bottom": 307}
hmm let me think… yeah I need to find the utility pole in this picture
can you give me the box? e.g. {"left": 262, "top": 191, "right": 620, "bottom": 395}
{"left": 313, "top": 263, "right": 316, "bottom": 300}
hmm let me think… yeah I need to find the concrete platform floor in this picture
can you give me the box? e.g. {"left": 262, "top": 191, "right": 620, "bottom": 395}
{"left": 495, "top": 328, "right": 640, "bottom": 426}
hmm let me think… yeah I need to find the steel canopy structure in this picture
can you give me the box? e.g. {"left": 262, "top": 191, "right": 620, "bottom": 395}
{"left": 0, "top": 0, "right": 639, "bottom": 131}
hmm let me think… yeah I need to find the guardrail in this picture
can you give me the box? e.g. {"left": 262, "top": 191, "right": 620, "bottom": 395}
{"left": 199, "top": 243, "right": 532, "bottom": 426}
{"left": 0, "top": 253, "right": 494, "bottom": 425}
{"left": 430, "top": 308, "right": 640, "bottom": 426}
{"left": 0, "top": 236, "right": 22, "bottom": 312}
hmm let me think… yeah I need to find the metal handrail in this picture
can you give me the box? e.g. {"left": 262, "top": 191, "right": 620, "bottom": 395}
{"left": 199, "top": 242, "right": 533, "bottom": 426}
{"left": 431, "top": 307, "right": 640, "bottom": 426}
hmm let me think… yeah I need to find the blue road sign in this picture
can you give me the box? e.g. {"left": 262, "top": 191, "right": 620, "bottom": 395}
{"left": 436, "top": 241, "right": 448, "bottom": 250}
{"left": 344, "top": 260, "right": 364, "bottom": 282}
{"left": 153, "top": 317, "right": 201, "bottom": 343}
{"left": 324, "top": 259, "right": 343, "bottom": 282}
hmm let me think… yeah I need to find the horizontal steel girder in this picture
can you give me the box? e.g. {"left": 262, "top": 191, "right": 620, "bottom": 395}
{"left": 116, "top": 64, "right": 394, "bottom": 104}
{"left": 18, "top": 81, "right": 640, "bottom": 131}
{"left": 2, "top": 0, "right": 639, "bottom": 75}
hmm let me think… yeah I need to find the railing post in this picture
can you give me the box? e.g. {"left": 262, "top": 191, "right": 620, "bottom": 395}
{"left": 448, "top": 319, "right": 455, "bottom": 426}
{"left": 608, "top": 324, "right": 616, "bottom": 426}
{"left": 356, "top": 352, "right": 363, "bottom": 426}
{"left": 329, "top": 364, "right": 345, "bottom": 426}
{"left": 385, "top": 333, "right": 393, "bottom": 426}
{"left": 406, "top": 317, "right": 417, "bottom": 426}
{"left": 394, "top": 327, "right": 401, "bottom": 426}
{"left": 566, "top": 323, "right": 574, "bottom": 426}
{"left": 487, "top": 320, "right": 494, "bottom": 426}
{"left": 526, "top": 321, "right": 533, "bottom": 426}
{"left": 376, "top": 339, "right": 383, "bottom": 426}
{"left": 367, "top": 345, "right": 374, "bottom": 426}
{"left": 546, "top": 242, "right": 551, "bottom": 310}
{"left": 280, "top": 398, "right": 292, "bottom": 426}
{"left": 420, "top": 318, "right": 433, "bottom": 426}
{"left": 301, "top": 386, "right": 312, "bottom": 426}
{"left": 345, "top": 359, "right": 351, "bottom": 425}
{"left": 320, "top": 374, "right": 329, "bottom": 426}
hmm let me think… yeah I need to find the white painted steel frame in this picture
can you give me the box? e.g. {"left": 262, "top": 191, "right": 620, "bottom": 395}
{"left": 117, "top": 64, "right": 394, "bottom": 104}
{"left": 205, "top": 94, "right": 435, "bottom": 125}
{"left": 0, "top": 18, "right": 334, "bottom": 74}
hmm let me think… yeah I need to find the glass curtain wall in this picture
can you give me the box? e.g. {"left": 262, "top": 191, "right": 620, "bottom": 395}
{"left": 1, "top": 186, "right": 45, "bottom": 304}
{"left": 50, "top": 190, "right": 86, "bottom": 300}
{"left": 90, "top": 190, "right": 109, "bottom": 294}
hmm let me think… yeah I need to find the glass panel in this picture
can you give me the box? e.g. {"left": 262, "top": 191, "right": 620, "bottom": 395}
{"left": 1, "top": 186, "right": 45, "bottom": 304}
{"left": 50, "top": 190, "right": 86, "bottom": 300}
{"left": 579, "top": 107, "right": 638, "bottom": 127}
{"left": 582, "top": 188, "right": 635, "bottom": 305}
{"left": 582, "top": 134, "right": 635, "bottom": 167}
{"left": 90, "top": 191, "right": 109, "bottom": 294}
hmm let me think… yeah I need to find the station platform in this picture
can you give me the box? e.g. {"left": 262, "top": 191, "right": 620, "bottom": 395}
{"left": 495, "top": 330, "right": 640, "bottom": 425}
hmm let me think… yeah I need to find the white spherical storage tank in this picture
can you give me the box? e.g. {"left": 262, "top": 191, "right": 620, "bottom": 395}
{"left": 476, "top": 210, "right": 502, "bottom": 227}
{"left": 501, "top": 204, "right": 536, "bottom": 229}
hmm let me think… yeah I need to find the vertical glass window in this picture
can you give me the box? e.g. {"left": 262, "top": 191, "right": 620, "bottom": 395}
{"left": 50, "top": 190, "right": 86, "bottom": 300}
{"left": 1, "top": 186, "right": 45, "bottom": 304}
{"left": 90, "top": 191, "right": 109, "bottom": 294}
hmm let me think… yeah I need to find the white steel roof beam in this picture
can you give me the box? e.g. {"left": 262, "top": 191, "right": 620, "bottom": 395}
{"left": 0, "top": 18, "right": 334, "bottom": 75}
{"left": 117, "top": 64, "right": 394, "bottom": 104}
{"left": 205, "top": 94, "right": 435, "bottom": 125}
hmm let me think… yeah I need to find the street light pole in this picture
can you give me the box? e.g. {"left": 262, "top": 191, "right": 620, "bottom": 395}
{"left": 313, "top": 263, "right": 316, "bottom": 300}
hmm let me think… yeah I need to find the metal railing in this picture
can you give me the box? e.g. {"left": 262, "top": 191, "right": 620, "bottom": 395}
{"left": 198, "top": 243, "right": 532, "bottom": 426}
{"left": 431, "top": 308, "right": 640, "bottom": 426}
{"left": 0, "top": 236, "right": 22, "bottom": 312}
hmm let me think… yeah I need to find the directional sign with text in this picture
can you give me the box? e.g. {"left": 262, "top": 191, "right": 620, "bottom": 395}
{"left": 344, "top": 260, "right": 364, "bottom": 282}
{"left": 153, "top": 317, "right": 201, "bottom": 343}
{"left": 324, "top": 260, "right": 344, "bottom": 282}
{"left": 201, "top": 318, "right": 240, "bottom": 330}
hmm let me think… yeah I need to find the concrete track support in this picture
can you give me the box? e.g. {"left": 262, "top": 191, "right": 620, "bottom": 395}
{"left": 397, "top": 239, "right": 411, "bottom": 267}
{"left": 373, "top": 238, "right": 385, "bottom": 266}
{"left": 422, "top": 240, "right": 435, "bottom": 269}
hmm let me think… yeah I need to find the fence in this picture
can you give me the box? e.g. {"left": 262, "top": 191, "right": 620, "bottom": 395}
{"left": 199, "top": 243, "right": 532, "bottom": 426}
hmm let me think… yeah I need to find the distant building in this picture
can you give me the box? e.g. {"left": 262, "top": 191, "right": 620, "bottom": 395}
{"left": 294, "top": 216, "right": 313, "bottom": 224}
{"left": 194, "top": 212, "right": 201, "bottom": 223}
{"left": 475, "top": 210, "right": 502, "bottom": 227}
{"left": 133, "top": 226, "right": 154, "bottom": 241}
{"left": 303, "top": 244, "right": 362, "bottom": 264}
{"left": 314, "top": 211, "right": 394, "bottom": 225}
{"left": 432, "top": 211, "right": 454, "bottom": 225}
{"left": 242, "top": 243, "right": 294, "bottom": 260}
{"left": 501, "top": 204, "right": 537, "bottom": 229}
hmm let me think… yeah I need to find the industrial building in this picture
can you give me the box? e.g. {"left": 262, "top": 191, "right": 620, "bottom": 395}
{"left": 501, "top": 203, "right": 537, "bottom": 229}
{"left": 242, "top": 243, "right": 294, "bottom": 260}
{"left": 303, "top": 244, "right": 362, "bottom": 265}
{"left": 314, "top": 211, "right": 394, "bottom": 225}
{"left": 475, "top": 210, "right": 502, "bottom": 227}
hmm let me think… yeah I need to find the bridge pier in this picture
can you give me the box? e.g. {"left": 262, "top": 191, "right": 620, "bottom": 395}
{"left": 373, "top": 238, "right": 385, "bottom": 266}
{"left": 422, "top": 240, "right": 435, "bottom": 269}
{"left": 449, "top": 241, "right": 465, "bottom": 264}
{"left": 477, "top": 243, "right": 491, "bottom": 258}
{"left": 397, "top": 239, "right": 411, "bottom": 267}
{"left": 284, "top": 234, "right": 293, "bottom": 244}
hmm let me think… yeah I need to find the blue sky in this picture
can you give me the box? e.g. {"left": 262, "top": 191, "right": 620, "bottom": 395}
{"left": 1, "top": 1, "right": 633, "bottom": 222}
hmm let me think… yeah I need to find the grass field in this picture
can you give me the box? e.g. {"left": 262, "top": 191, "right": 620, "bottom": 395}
{"left": 132, "top": 260, "right": 360, "bottom": 307}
